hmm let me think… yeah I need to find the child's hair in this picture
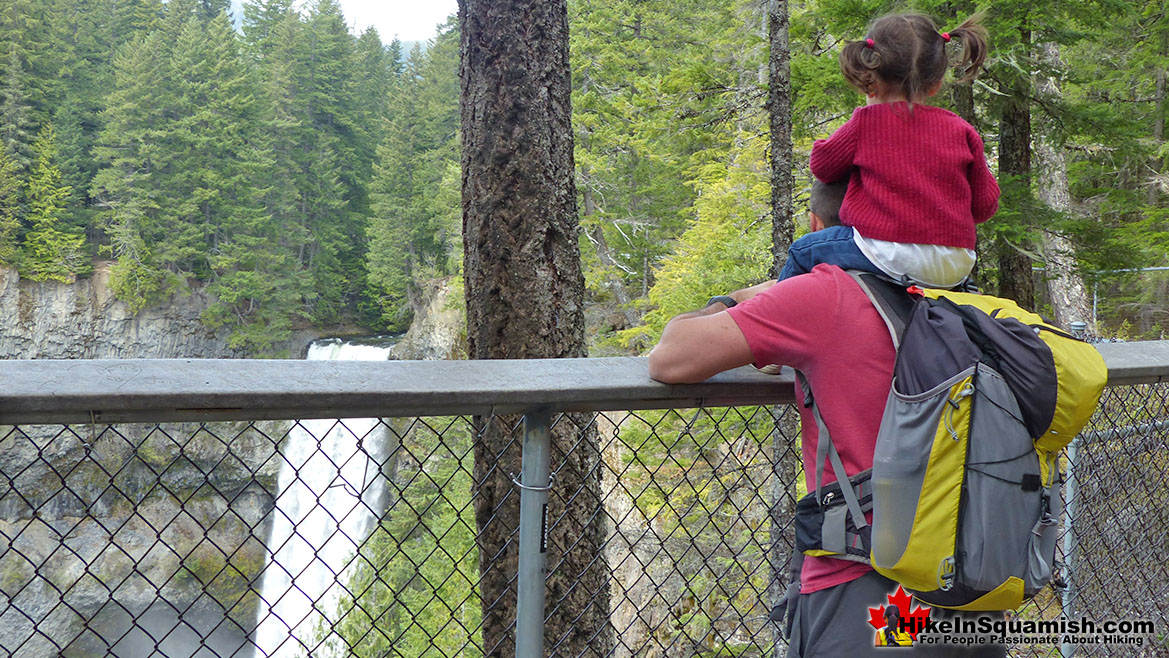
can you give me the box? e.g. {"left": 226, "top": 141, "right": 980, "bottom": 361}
{"left": 839, "top": 12, "right": 988, "bottom": 103}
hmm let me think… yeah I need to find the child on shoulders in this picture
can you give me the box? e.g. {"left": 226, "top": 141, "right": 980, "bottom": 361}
{"left": 778, "top": 12, "right": 999, "bottom": 289}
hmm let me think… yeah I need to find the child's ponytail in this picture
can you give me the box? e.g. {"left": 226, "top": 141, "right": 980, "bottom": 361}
{"left": 839, "top": 39, "right": 883, "bottom": 96}
{"left": 948, "top": 15, "right": 989, "bottom": 82}
{"left": 838, "top": 12, "right": 991, "bottom": 103}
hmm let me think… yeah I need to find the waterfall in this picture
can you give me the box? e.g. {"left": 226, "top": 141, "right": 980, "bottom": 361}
{"left": 253, "top": 338, "right": 395, "bottom": 658}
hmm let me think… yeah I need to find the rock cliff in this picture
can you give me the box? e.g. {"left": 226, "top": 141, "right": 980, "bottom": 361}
{"left": 0, "top": 263, "right": 317, "bottom": 359}
{"left": 0, "top": 269, "right": 463, "bottom": 657}
{"left": 0, "top": 264, "right": 305, "bottom": 657}
{"left": 391, "top": 277, "right": 465, "bottom": 361}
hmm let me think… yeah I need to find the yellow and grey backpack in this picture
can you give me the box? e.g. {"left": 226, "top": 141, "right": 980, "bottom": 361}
{"left": 794, "top": 272, "right": 1107, "bottom": 611}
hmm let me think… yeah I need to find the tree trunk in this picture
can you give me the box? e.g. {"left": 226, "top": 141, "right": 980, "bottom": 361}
{"left": 459, "top": 0, "right": 611, "bottom": 655}
{"left": 766, "top": 3, "right": 800, "bottom": 656}
{"left": 951, "top": 81, "right": 975, "bottom": 126}
{"left": 996, "top": 27, "right": 1035, "bottom": 309}
{"left": 768, "top": 0, "right": 793, "bottom": 278}
{"left": 1035, "top": 42, "right": 1093, "bottom": 329}
{"left": 1150, "top": 28, "right": 1167, "bottom": 205}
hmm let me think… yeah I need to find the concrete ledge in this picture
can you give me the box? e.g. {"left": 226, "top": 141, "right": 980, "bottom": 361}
{"left": 0, "top": 341, "right": 1164, "bottom": 424}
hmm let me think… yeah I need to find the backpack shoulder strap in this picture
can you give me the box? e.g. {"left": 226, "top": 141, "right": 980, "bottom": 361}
{"left": 796, "top": 371, "right": 869, "bottom": 531}
{"left": 795, "top": 271, "right": 917, "bottom": 532}
{"left": 847, "top": 271, "right": 917, "bottom": 350}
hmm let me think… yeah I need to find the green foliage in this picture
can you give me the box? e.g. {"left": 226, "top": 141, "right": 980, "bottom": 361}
{"left": 0, "top": 0, "right": 1165, "bottom": 351}
{"left": 21, "top": 124, "right": 86, "bottom": 282}
{"left": 571, "top": 0, "right": 755, "bottom": 301}
{"left": 0, "top": 146, "right": 20, "bottom": 264}
{"left": 365, "top": 24, "right": 461, "bottom": 330}
{"left": 618, "top": 137, "right": 773, "bottom": 350}
{"left": 0, "top": 0, "right": 467, "bottom": 350}
{"left": 0, "top": 50, "right": 35, "bottom": 171}
{"left": 331, "top": 418, "right": 483, "bottom": 657}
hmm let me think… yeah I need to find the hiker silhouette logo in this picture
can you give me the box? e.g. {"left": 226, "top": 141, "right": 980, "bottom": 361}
{"left": 869, "top": 586, "right": 931, "bottom": 647}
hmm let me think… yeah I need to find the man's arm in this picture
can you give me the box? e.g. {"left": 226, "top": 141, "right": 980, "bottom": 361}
{"left": 647, "top": 294, "right": 757, "bottom": 384}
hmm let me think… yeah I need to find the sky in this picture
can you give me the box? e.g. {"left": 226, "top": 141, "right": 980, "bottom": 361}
{"left": 324, "top": 0, "right": 459, "bottom": 43}
{"left": 230, "top": 1, "right": 459, "bottom": 43}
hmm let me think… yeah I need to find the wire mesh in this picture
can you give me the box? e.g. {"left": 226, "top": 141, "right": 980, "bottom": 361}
{"left": 0, "top": 386, "right": 1165, "bottom": 657}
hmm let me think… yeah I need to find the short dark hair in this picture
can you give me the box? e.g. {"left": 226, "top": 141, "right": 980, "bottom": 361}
{"left": 839, "top": 12, "right": 988, "bottom": 104}
{"left": 810, "top": 177, "right": 848, "bottom": 226}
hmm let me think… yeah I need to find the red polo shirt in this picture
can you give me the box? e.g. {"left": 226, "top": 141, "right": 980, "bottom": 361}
{"left": 727, "top": 265, "right": 896, "bottom": 592}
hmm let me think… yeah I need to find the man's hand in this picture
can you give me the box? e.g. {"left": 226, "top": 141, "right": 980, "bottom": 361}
{"left": 731, "top": 280, "right": 775, "bottom": 304}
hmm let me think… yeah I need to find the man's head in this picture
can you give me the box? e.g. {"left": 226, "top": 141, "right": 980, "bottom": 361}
{"left": 809, "top": 177, "right": 848, "bottom": 230}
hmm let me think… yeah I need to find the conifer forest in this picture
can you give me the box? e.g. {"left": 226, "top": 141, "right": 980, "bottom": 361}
{"left": 0, "top": 0, "right": 1166, "bottom": 354}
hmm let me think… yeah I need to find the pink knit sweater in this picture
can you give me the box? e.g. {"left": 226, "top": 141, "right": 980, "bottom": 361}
{"left": 810, "top": 103, "right": 999, "bottom": 249}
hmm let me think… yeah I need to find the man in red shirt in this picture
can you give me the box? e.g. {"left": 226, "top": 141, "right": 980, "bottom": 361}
{"left": 648, "top": 181, "right": 1004, "bottom": 657}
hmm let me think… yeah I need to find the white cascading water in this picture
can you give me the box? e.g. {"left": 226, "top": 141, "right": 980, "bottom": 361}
{"left": 253, "top": 339, "right": 395, "bottom": 658}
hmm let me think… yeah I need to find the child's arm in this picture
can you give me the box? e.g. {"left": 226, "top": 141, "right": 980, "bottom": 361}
{"left": 967, "top": 129, "right": 1000, "bottom": 223}
{"left": 810, "top": 112, "right": 861, "bottom": 184}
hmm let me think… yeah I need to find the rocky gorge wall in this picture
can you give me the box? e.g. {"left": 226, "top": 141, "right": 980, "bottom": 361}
{"left": 0, "top": 265, "right": 295, "bottom": 656}
{"left": 0, "top": 263, "right": 318, "bottom": 359}
{"left": 0, "top": 267, "right": 462, "bottom": 657}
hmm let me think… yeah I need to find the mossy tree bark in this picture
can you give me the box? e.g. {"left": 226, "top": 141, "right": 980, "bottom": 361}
{"left": 1035, "top": 41, "right": 1092, "bottom": 329}
{"left": 459, "top": 0, "right": 612, "bottom": 655}
{"left": 996, "top": 27, "right": 1036, "bottom": 309}
{"left": 766, "top": 3, "right": 801, "bottom": 656}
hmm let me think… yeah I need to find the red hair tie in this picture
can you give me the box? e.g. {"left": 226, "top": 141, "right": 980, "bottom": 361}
{"left": 865, "top": 38, "right": 875, "bottom": 48}
{"left": 940, "top": 32, "right": 951, "bottom": 42}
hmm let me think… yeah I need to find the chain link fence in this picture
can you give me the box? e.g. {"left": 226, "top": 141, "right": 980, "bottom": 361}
{"left": 0, "top": 364, "right": 1166, "bottom": 657}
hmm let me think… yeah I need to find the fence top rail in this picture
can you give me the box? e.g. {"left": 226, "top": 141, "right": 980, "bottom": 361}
{"left": 0, "top": 341, "right": 1164, "bottom": 424}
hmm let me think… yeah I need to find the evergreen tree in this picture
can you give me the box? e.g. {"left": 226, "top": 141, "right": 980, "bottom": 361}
{"left": 0, "top": 51, "right": 36, "bottom": 170}
{"left": 253, "top": 13, "right": 311, "bottom": 281}
{"left": 92, "top": 31, "right": 171, "bottom": 306}
{"left": 109, "top": 0, "right": 163, "bottom": 37}
{"left": 354, "top": 27, "right": 394, "bottom": 154}
{"left": 571, "top": 0, "right": 760, "bottom": 312}
{"left": 365, "top": 26, "right": 460, "bottom": 330}
{"left": 53, "top": 99, "right": 94, "bottom": 235}
{"left": 0, "top": 146, "right": 20, "bottom": 265}
{"left": 300, "top": 0, "right": 366, "bottom": 201}
{"left": 278, "top": 0, "right": 372, "bottom": 323}
{"left": 242, "top": 0, "right": 294, "bottom": 57}
{"left": 0, "top": 0, "right": 57, "bottom": 128}
{"left": 22, "top": 124, "right": 86, "bottom": 282}
{"left": 386, "top": 38, "right": 404, "bottom": 78}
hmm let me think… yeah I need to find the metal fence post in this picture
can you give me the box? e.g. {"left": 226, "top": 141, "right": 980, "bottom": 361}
{"left": 516, "top": 408, "right": 552, "bottom": 658}
{"left": 1060, "top": 436, "right": 1081, "bottom": 658}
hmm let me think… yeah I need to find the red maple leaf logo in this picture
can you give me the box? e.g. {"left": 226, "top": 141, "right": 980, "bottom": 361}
{"left": 867, "top": 585, "right": 932, "bottom": 641}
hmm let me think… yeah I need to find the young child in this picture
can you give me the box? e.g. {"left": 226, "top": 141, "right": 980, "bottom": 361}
{"left": 777, "top": 12, "right": 999, "bottom": 289}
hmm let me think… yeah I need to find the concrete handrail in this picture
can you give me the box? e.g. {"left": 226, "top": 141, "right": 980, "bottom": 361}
{"left": 0, "top": 341, "right": 1164, "bottom": 424}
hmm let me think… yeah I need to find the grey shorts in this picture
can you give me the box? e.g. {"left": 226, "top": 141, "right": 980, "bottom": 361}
{"left": 787, "top": 571, "right": 1008, "bottom": 658}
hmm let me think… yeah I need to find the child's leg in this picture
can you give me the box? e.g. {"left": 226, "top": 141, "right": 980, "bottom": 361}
{"left": 777, "top": 225, "right": 880, "bottom": 281}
